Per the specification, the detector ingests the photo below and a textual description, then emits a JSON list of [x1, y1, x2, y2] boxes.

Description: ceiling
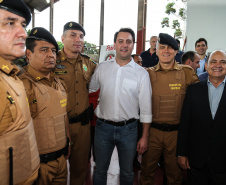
[[24, 0, 59, 12]]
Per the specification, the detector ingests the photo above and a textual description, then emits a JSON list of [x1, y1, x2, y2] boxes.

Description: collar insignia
[[2, 65, 9, 70]]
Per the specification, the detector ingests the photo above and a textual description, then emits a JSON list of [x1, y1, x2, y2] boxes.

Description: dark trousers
[[188, 167, 226, 185]]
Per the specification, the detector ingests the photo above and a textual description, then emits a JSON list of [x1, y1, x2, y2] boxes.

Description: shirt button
[[76, 81, 78, 83], [76, 103, 79, 105], [76, 91, 78, 93]]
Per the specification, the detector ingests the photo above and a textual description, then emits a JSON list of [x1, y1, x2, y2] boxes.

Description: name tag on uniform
[[54, 71, 68, 75], [56, 64, 66, 69]]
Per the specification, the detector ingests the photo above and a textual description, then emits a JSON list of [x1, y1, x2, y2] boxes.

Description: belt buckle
[[43, 154, 49, 163]]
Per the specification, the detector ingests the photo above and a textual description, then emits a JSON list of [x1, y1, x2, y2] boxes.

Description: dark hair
[[114, 28, 135, 43], [26, 38, 37, 53], [181, 51, 196, 64], [195, 38, 208, 47], [131, 54, 140, 58], [205, 53, 210, 63], [176, 39, 180, 45]]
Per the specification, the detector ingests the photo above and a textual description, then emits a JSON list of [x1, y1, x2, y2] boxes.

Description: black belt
[[151, 122, 179, 132], [40, 147, 65, 163], [99, 118, 137, 126], [69, 105, 94, 126]]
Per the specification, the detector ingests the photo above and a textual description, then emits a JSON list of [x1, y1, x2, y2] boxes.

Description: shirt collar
[[0, 57, 19, 75], [27, 65, 54, 82], [112, 57, 136, 68], [208, 76, 226, 85], [57, 48, 81, 64], [155, 61, 180, 71]]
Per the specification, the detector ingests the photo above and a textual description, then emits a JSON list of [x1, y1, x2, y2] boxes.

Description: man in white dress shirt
[[89, 28, 152, 185]]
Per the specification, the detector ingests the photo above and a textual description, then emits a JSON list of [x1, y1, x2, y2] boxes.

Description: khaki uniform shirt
[[55, 49, 96, 118], [148, 62, 199, 124]]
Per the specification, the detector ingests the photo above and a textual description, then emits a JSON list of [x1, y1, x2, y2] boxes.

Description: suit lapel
[[200, 80, 213, 120], [214, 84, 226, 120]]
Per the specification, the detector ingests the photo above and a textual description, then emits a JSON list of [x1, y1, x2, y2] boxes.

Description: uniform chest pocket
[[83, 70, 92, 82], [77, 71, 89, 91]]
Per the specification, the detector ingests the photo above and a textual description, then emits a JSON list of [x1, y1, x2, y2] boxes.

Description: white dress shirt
[[89, 58, 152, 123]]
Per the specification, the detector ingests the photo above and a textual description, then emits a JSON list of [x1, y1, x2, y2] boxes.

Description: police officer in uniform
[[140, 33, 199, 185], [19, 27, 71, 185], [55, 22, 96, 185], [0, 1, 40, 185]]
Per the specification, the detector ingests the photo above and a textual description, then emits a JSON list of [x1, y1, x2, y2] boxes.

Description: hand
[[137, 136, 148, 155], [65, 141, 72, 160], [65, 145, 71, 160], [177, 156, 190, 170]]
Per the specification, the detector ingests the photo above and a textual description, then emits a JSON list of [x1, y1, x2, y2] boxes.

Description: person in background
[[90, 28, 152, 185], [198, 55, 209, 81], [177, 50, 226, 185], [175, 39, 184, 64], [0, 1, 40, 184], [181, 51, 200, 73], [89, 87, 100, 163], [132, 54, 143, 66], [140, 36, 159, 67], [195, 38, 208, 75]]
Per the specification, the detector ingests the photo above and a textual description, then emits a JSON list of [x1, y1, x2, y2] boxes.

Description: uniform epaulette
[[80, 53, 90, 58], [147, 66, 156, 72], [80, 53, 97, 65], [91, 60, 97, 65], [179, 64, 194, 70]]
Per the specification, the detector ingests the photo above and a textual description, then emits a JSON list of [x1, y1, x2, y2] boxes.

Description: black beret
[[63, 22, 85, 36], [27, 27, 59, 52], [158, 33, 179, 50], [0, 0, 31, 25]]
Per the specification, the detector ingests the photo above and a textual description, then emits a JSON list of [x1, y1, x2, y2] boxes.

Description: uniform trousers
[[69, 122, 91, 185], [36, 155, 67, 185], [17, 169, 38, 185], [140, 128, 183, 185]]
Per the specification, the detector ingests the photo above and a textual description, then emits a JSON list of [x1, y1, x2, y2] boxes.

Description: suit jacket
[[177, 80, 226, 173]]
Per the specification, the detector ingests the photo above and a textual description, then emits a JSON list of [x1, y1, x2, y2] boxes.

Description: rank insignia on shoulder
[[81, 53, 90, 58], [2, 65, 9, 70], [56, 64, 66, 69], [90, 59, 97, 65], [56, 60, 61, 63], [55, 71, 68, 75], [83, 64, 88, 72]]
